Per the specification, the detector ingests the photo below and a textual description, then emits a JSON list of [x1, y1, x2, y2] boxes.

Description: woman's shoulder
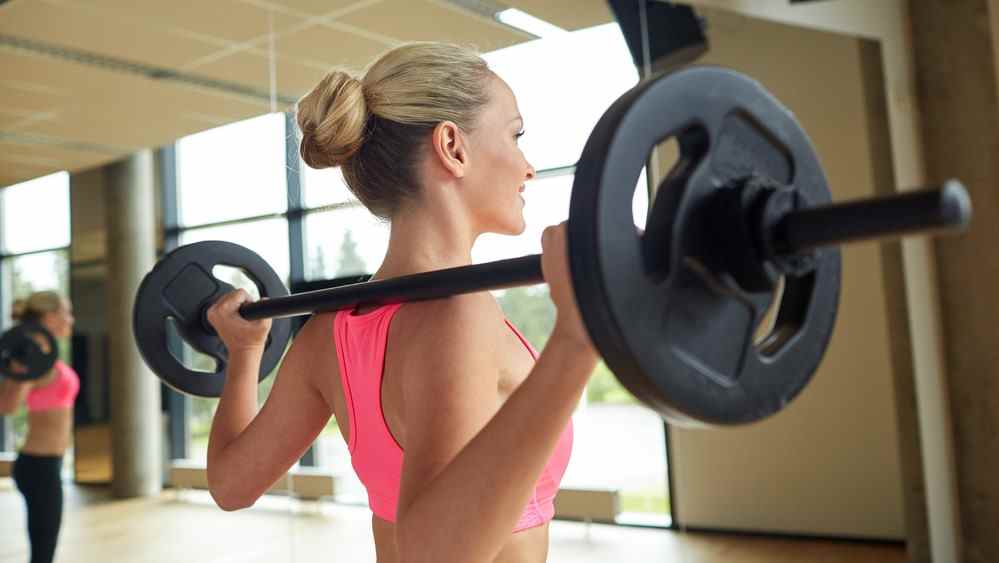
[[296, 312, 337, 349], [393, 293, 502, 342], [55, 359, 78, 377], [390, 295, 505, 400]]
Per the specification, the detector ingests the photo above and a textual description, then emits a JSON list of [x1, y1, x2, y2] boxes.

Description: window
[[488, 170, 667, 525], [300, 185, 388, 500], [1, 172, 71, 254], [483, 24, 645, 171], [173, 114, 292, 463], [301, 163, 355, 210], [176, 113, 288, 227], [177, 222, 291, 463], [304, 205, 389, 281], [0, 172, 71, 455], [480, 24, 670, 525], [180, 219, 292, 283]]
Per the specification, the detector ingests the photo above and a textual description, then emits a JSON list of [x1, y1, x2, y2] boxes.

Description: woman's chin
[[506, 219, 527, 236], [484, 216, 526, 237]]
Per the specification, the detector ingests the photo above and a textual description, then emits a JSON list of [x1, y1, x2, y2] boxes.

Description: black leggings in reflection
[[12, 453, 64, 563]]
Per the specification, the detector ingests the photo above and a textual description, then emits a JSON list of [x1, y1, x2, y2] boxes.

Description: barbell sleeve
[[774, 179, 971, 255]]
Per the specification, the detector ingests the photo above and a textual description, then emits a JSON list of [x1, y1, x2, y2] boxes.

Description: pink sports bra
[[333, 303, 573, 533], [26, 360, 80, 412]]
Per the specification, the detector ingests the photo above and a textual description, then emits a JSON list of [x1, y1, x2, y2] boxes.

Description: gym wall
[[665, 9, 905, 539]]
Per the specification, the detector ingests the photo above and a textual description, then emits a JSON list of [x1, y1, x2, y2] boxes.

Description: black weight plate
[[133, 240, 292, 398], [569, 66, 841, 426], [0, 322, 58, 381]]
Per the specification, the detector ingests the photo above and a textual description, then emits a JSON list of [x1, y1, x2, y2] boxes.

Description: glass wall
[[298, 164, 384, 502], [0, 172, 72, 455], [174, 114, 290, 462], [167, 21, 669, 524], [176, 113, 288, 227], [479, 23, 669, 525]]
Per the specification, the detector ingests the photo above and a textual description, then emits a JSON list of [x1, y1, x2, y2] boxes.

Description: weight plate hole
[[212, 265, 262, 300], [752, 275, 785, 352], [755, 273, 816, 358], [165, 317, 219, 374]]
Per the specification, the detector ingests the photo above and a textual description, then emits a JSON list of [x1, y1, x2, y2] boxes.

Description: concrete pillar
[[105, 150, 161, 498], [909, 1, 999, 561]]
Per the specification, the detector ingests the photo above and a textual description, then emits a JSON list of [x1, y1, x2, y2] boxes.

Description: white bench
[[168, 461, 336, 500], [554, 487, 621, 523]]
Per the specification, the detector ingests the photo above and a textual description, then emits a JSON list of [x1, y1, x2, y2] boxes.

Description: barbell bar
[[133, 66, 971, 426]]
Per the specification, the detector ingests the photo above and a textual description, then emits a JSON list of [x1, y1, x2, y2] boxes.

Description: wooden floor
[[0, 480, 906, 563]]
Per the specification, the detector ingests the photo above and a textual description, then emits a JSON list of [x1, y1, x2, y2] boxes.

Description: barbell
[[132, 66, 971, 426]]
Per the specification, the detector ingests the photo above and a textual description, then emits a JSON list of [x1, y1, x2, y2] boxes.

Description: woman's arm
[[0, 377, 31, 415], [205, 300, 334, 511], [30, 366, 60, 389], [393, 295, 598, 563]]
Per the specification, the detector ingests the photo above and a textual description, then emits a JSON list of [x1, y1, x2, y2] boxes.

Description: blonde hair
[[297, 42, 493, 218], [12, 290, 64, 323]]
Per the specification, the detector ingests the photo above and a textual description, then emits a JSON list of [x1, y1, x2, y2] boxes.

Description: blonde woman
[[206, 43, 597, 562], [0, 291, 78, 563]]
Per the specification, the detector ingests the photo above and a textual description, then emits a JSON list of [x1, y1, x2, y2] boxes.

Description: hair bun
[[297, 71, 368, 169]]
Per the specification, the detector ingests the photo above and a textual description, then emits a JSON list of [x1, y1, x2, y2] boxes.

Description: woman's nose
[[525, 162, 536, 181]]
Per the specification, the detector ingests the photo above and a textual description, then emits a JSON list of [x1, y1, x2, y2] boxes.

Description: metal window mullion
[[160, 144, 190, 461], [285, 111, 306, 286], [284, 112, 316, 468]]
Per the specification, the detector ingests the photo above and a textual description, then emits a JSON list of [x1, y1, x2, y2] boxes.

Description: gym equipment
[[133, 241, 292, 398], [132, 66, 971, 425], [0, 322, 58, 382]]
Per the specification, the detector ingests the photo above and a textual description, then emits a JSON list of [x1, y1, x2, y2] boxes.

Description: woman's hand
[[206, 289, 272, 354], [541, 222, 594, 350]]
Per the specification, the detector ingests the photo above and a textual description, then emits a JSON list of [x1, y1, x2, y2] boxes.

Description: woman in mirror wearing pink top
[[0, 291, 79, 563], [205, 42, 599, 563]]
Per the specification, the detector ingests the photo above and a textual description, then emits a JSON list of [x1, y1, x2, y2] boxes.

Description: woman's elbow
[[211, 490, 255, 512], [207, 466, 256, 512]]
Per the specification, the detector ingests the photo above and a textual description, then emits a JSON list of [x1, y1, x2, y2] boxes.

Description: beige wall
[[70, 167, 108, 264], [667, 10, 904, 539]]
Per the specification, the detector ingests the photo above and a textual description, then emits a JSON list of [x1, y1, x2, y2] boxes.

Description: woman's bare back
[[314, 293, 552, 562]]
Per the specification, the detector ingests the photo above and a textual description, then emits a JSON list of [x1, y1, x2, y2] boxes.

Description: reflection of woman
[[206, 42, 598, 562], [0, 291, 78, 563]]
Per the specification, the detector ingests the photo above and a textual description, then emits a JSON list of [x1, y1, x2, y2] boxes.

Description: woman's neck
[[376, 200, 478, 280]]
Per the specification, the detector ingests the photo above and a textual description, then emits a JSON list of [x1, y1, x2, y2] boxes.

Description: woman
[[0, 291, 79, 563], [206, 42, 598, 562]]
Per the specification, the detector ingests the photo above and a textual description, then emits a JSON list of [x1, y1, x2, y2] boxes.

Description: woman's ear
[[431, 120, 468, 179]]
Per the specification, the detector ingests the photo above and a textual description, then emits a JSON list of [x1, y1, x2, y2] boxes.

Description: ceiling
[[0, 0, 614, 188]]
